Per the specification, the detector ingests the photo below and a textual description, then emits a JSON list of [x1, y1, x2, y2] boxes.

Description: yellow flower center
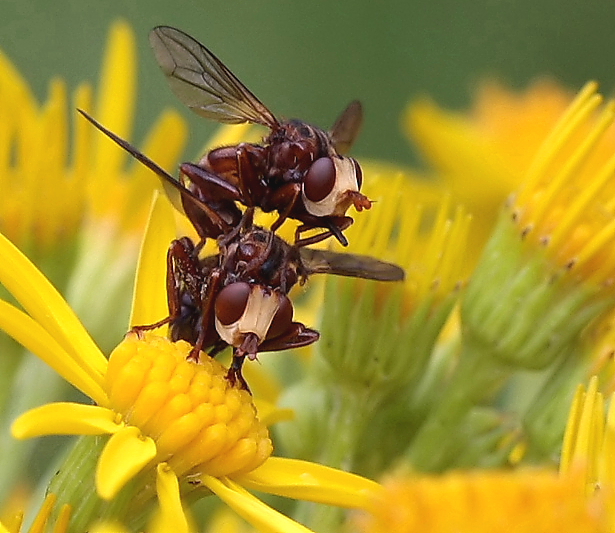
[[105, 334, 272, 479]]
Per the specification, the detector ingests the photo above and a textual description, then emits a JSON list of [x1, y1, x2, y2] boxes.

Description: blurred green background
[[2, 0, 615, 167]]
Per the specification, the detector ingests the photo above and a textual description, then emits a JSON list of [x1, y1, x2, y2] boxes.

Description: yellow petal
[[0, 299, 107, 405], [404, 98, 517, 209], [600, 392, 615, 489], [202, 475, 314, 533], [92, 20, 136, 176], [50, 503, 71, 533], [252, 399, 294, 427], [154, 464, 189, 533], [96, 426, 157, 500], [129, 192, 176, 329], [201, 123, 257, 153], [72, 83, 94, 184], [27, 493, 56, 533], [11, 403, 119, 438], [0, 232, 107, 380], [236, 457, 382, 509]]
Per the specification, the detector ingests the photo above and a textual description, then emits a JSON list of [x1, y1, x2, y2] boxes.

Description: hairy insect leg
[[227, 352, 250, 392], [294, 217, 353, 247], [269, 183, 301, 233], [259, 323, 320, 352], [219, 207, 255, 247], [236, 144, 268, 206], [180, 161, 242, 201], [187, 268, 223, 362]]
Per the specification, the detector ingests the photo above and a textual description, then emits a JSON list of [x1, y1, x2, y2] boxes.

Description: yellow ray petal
[[154, 464, 189, 533], [0, 299, 107, 405], [96, 425, 157, 500], [129, 192, 177, 329], [51, 504, 71, 533], [12, 403, 119, 438], [600, 392, 615, 488], [236, 457, 381, 509], [0, 232, 107, 380], [202, 475, 314, 533], [27, 494, 56, 533], [92, 20, 136, 176]]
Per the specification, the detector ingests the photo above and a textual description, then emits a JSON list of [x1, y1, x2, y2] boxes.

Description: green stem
[[294, 384, 374, 532], [406, 341, 509, 472], [46, 435, 155, 533]]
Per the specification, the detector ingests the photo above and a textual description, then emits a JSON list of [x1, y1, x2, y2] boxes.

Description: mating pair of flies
[[80, 26, 404, 390]]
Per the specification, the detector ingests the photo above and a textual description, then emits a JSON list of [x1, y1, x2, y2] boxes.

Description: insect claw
[[187, 347, 201, 363]]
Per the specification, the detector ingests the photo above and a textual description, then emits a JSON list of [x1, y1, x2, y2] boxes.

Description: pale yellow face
[[302, 157, 362, 217], [215, 285, 285, 355]]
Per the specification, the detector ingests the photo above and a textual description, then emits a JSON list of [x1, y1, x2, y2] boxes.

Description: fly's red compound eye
[[352, 158, 363, 189], [304, 157, 336, 202], [266, 294, 293, 339], [215, 282, 251, 325]]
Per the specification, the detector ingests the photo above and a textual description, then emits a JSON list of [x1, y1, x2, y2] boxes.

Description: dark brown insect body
[[139, 225, 318, 390], [150, 26, 371, 247], [78, 108, 405, 390]]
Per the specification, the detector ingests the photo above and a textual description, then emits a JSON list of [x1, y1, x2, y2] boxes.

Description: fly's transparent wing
[[150, 26, 278, 127], [300, 248, 404, 282], [329, 100, 363, 154]]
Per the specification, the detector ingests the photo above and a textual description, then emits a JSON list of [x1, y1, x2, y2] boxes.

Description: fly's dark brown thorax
[[264, 120, 332, 184], [220, 227, 301, 291]]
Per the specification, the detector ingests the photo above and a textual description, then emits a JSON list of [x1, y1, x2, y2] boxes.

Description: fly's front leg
[[294, 216, 353, 247], [227, 352, 250, 392]]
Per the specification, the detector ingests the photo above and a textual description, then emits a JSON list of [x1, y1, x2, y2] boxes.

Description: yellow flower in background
[[355, 468, 611, 533], [403, 79, 596, 257], [0, 21, 186, 256], [402, 81, 615, 471], [2, 493, 71, 533]]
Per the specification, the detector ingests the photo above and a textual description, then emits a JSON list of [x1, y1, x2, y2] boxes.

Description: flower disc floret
[[106, 334, 272, 479]]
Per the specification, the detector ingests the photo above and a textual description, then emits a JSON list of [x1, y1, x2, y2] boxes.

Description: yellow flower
[[0, 196, 380, 532], [404, 79, 594, 257], [355, 468, 610, 533], [404, 81, 615, 471], [1, 494, 71, 533], [0, 21, 187, 256], [316, 173, 472, 396]]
